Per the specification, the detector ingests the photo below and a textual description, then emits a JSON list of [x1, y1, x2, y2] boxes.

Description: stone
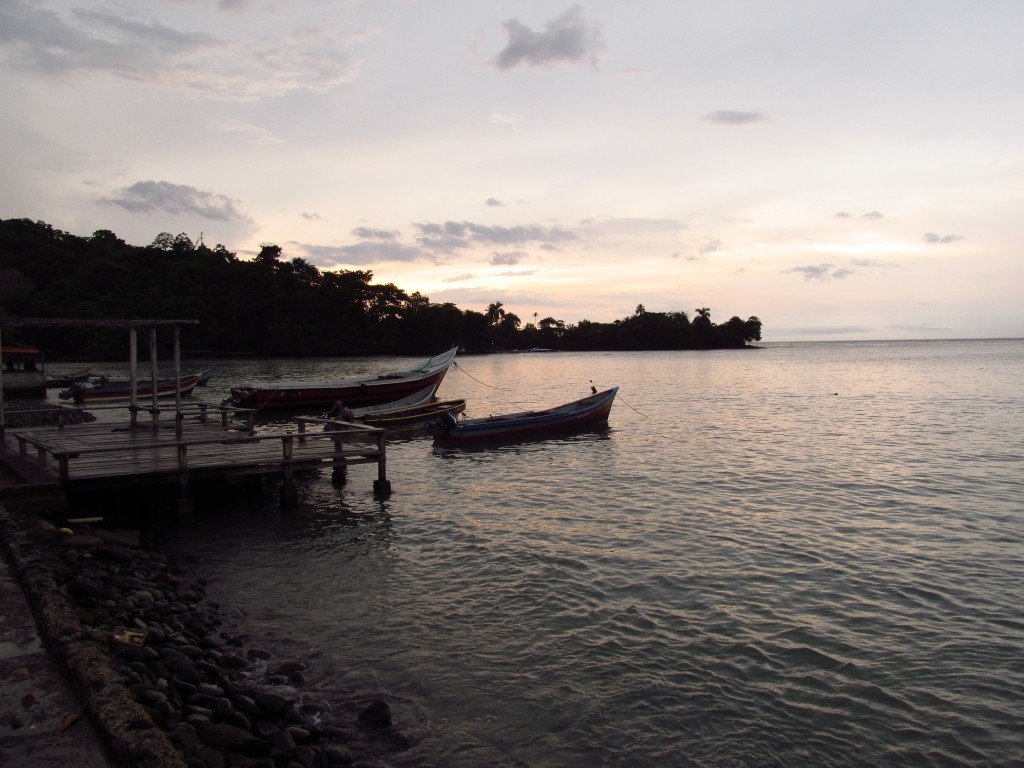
[[358, 699, 392, 729]]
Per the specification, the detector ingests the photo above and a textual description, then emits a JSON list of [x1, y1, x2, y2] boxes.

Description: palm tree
[[485, 301, 505, 325]]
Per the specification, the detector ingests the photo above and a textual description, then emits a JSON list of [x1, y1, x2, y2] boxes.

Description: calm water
[[78, 340, 1024, 767]]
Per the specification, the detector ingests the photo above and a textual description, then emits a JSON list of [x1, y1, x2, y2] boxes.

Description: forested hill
[[0, 218, 762, 359]]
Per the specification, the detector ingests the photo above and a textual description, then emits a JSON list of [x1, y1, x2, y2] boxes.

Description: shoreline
[[0, 502, 415, 767]]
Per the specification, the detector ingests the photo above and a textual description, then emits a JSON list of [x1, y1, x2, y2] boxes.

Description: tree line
[[0, 218, 762, 359]]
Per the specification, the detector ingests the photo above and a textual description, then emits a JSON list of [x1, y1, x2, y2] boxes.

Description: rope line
[[616, 394, 647, 417], [451, 360, 513, 390]]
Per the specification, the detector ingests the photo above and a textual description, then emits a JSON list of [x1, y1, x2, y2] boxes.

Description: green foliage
[[0, 218, 763, 358]]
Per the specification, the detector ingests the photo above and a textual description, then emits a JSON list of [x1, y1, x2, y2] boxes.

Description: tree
[[255, 243, 283, 268], [485, 301, 506, 325]]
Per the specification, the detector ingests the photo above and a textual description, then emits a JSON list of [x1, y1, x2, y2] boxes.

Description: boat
[[2, 342, 46, 396], [225, 347, 459, 412], [196, 368, 213, 386], [353, 397, 467, 432], [432, 386, 618, 444], [45, 367, 95, 388], [59, 372, 204, 403]]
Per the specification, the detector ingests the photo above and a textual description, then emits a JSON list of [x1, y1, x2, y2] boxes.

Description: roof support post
[[129, 325, 139, 427], [149, 325, 159, 433], [174, 325, 183, 436]]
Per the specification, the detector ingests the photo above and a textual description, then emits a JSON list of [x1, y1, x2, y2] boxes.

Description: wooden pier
[[0, 316, 393, 514], [0, 405, 391, 515]]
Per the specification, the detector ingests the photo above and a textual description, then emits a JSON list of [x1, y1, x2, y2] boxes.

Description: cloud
[[492, 5, 605, 71], [835, 212, 852, 218], [414, 220, 576, 252], [702, 110, 768, 125], [294, 240, 430, 268], [488, 251, 528, 266], [786, 264, 854, 280], [579, 217, 686, 236], [101, 180, 248, 221], [444, 273, 478, 283], [861, 211, 884, 219], [486, 198, 505, 207], [700, 239, 722, 255], [490, 110, 525, 130], [213, 119, 283, 146], [0, 1, 363, 100], [352, 226, 399, 240], [923, 232, 964, 244], [850, 257, 899, 268], [494, 269, 537, 277]]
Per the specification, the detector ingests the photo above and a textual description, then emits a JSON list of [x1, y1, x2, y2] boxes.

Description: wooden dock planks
[[4, 415, 389, 500]]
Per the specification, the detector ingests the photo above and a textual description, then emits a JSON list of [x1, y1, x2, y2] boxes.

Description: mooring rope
[[451, 360, 513, 390]]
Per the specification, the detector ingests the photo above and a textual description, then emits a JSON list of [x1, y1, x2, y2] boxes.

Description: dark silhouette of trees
[[0, 218, 762, 358]]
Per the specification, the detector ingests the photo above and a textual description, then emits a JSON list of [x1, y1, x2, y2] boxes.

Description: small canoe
[[432, 387, 617, 444]]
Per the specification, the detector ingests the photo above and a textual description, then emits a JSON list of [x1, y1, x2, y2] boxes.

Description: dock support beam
[[177, 444, 194, 515], [280, 436, 298, 508], [373, 430, 391, 497]]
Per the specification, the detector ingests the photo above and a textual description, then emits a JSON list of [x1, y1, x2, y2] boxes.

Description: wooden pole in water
[[173, 325, 183, 436], [129, 325, 138, 428], [373, 429, 391, 497], [280, 435, 298, 508], [0, 324, 5, 436], [149, 325, 159, 432]]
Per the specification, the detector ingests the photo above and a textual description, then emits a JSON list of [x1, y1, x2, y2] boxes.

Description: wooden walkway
[[1, 407, 391, 512]]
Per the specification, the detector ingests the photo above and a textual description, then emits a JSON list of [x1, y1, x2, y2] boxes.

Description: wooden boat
[[196, 369, 213, 386], [353, 397, 467, 431], [226, 347, 458, 411], [432, 387, 618, 444], [45, 367, 94, 388], [59, 372, 204, 403]]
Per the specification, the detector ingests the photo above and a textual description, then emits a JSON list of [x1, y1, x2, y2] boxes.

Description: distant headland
[[0, 218, 762, 359]]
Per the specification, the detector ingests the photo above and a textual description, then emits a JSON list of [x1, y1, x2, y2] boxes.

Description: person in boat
[[328, 400, 354, 422]]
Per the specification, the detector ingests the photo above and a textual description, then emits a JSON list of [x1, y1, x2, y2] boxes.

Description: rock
[[199, 722, 260, 751], [255, 691, 292, 716], [358, 700, 392, 729]]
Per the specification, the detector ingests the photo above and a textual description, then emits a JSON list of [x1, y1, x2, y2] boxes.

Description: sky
[[2, 0, 1023, 341]]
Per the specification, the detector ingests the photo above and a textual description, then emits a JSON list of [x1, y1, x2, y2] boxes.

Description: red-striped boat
[[226, 347, 458, 412]]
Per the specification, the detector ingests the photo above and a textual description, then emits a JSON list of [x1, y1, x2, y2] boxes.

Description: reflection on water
[[162, 341, 1024, 767]]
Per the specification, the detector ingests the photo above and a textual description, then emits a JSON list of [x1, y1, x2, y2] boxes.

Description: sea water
[[115, 339, 1023, 767]]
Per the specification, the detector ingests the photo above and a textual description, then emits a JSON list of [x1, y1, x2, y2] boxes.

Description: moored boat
[[226, 347, 458, 412], [432, 386, 618, 444], [353, 397, 467, 432], [60, 373, 204, 403], [45, 367, 95, 388], [2, 342, 46, 396]]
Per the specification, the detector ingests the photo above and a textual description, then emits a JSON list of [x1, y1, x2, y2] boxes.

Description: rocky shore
[[0, 505, 415, 768], [1, 402, 97, 428]]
